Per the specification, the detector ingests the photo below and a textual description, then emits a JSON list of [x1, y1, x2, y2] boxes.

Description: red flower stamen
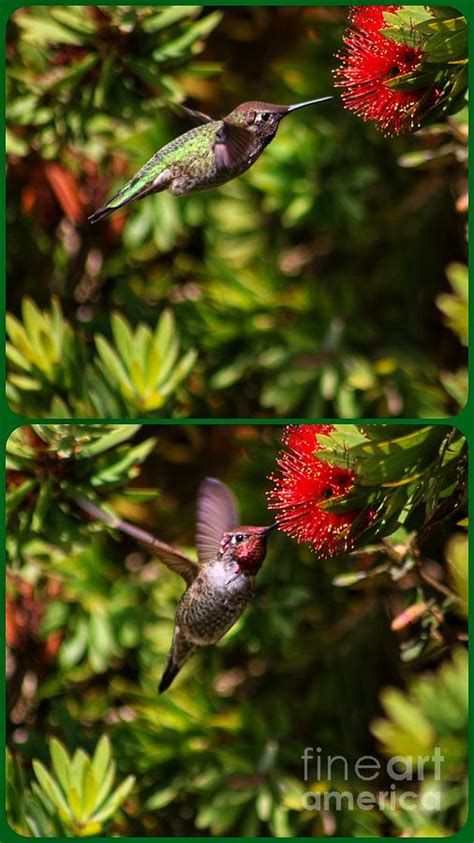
[[267, 424, 366, 557]]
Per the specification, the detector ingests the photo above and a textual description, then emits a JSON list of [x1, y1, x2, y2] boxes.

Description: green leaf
[[70, 750, 89, 799], [81, 764, 99, 819], [50, 739, 71, 795], [153, 12, 223, 61], [159, 349, 197, 398], [142, 6, 200, 33], [94, 761, 116, 810], [31, 478, 53, 532], [48, 7, 98, 37], [43, 54, 98, 93], [67, 786, 82, 821], [77, 425, 142, 458], [90, 775, 135, 823], [352, 427, 447, 486], [33, 761, 71, 816], [6, 478, 37, 510], [90, 437, 156, 486], [95, 335, 135, 395], [91, 736, 111, 787], [425, 27, 468, 63], [121, 487, 160, 502], [6, 313, 36, 362], [59, 619, 88, 669], [110, 313, 135, 365], [15, 14, 87, 45], [145, 785, 180, 810]]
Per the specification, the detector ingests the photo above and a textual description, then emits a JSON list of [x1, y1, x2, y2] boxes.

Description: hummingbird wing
[[74, 496, 198, 586], [195, 478, 239, 564], [140, 536, 199, 586], [213, 120, 254, 171], [170, 102, 214, 125]]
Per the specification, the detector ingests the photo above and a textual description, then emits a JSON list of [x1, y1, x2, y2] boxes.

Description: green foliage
[[6, 6, 222, 159], [6, 424, 468, 837], [445, 531, 468, 617], [6, 424, 156, 552], [372, 649, 467, 836], [7, 736, 135, 837], [6, 299, 197, 417], [382, 7, 468, 126], [294, 425, 467, 665], [436, 262, 468, 347], [6, 7, 468, 418], [316, 425, 466, 526]]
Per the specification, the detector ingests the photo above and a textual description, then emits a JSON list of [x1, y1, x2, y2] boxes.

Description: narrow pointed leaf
[[81, 764, 99, 819], [67, 785, 83, 820], [94, 760, 116, 810], [50, 739, 71, 794], [90, 776, 135, 824], [33, 761, 71, 816], [91, 736, 111, 786]]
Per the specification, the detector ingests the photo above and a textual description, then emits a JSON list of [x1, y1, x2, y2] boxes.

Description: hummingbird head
[[228, 97, 332, 139], [220, 524, 276, 576]]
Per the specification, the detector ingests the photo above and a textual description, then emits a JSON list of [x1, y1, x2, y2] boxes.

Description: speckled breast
[[177, 563, 254, 645]]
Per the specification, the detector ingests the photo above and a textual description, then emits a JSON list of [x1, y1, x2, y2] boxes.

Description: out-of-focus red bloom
[[6, 574, 62, 660], [334, 5, 427, 135], [267, 424, 366, 557]]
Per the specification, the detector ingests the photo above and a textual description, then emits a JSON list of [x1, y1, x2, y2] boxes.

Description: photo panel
[[5, 5, 468, 420], [6, 423, 468, 837]]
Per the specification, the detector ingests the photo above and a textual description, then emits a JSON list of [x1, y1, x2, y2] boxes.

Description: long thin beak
[[286, 96, 332, 114], [260, 523, 277, 535]]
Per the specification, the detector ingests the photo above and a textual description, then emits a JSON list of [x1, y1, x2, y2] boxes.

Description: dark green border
[[1, 1, 472, 841]]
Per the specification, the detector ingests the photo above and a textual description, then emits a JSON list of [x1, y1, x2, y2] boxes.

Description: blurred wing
[[74, 496, 198, 586], [174, 103, 214, 124], [147, 538, 199, 586], [214, 120, 254, 171], [196, 478, 239, 564]]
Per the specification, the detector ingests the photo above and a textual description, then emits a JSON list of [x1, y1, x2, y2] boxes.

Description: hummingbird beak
[[286, 96, 333, 114], [259, 523, 278, 536]]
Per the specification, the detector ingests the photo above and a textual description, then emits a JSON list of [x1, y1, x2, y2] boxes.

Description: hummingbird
[[75, 478, 275, 693], [88, 97, 332, 224]]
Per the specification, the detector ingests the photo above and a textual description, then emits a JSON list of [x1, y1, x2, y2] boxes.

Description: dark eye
[[234, 533, 244, 543], [260, 112, 270, 121]]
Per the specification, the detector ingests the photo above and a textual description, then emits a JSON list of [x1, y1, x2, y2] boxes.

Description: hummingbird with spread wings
[[76, 478, 275, 692], [89, 96, 332, 224]]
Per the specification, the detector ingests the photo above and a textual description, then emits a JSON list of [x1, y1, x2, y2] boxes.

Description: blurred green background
[[6, 423, 468, 837], [6, 6, 468, 418]]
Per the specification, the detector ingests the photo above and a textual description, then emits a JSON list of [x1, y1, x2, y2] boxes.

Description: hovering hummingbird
[[76, 478, 275, 692], [88, 97, 332, 223]]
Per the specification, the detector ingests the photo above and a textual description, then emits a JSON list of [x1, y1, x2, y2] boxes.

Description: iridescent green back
[[116, 121, 222, 203]]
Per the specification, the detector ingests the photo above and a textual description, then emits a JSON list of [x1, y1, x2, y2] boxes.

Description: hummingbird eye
[[232, 533, 244, 544], [260, 112, 270, 122]]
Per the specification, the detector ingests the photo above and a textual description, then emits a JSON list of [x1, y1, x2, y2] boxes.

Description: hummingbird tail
[[88, 203, 116, 224], [158, 659, 180, 694], [158, 635, 197, 694], [89, 167, 173, 224], [88, 185, 145, 224]]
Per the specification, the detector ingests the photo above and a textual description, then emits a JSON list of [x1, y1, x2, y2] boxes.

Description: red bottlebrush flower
[[267, 424, 366, 557], [334, 5, 427, 136]]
